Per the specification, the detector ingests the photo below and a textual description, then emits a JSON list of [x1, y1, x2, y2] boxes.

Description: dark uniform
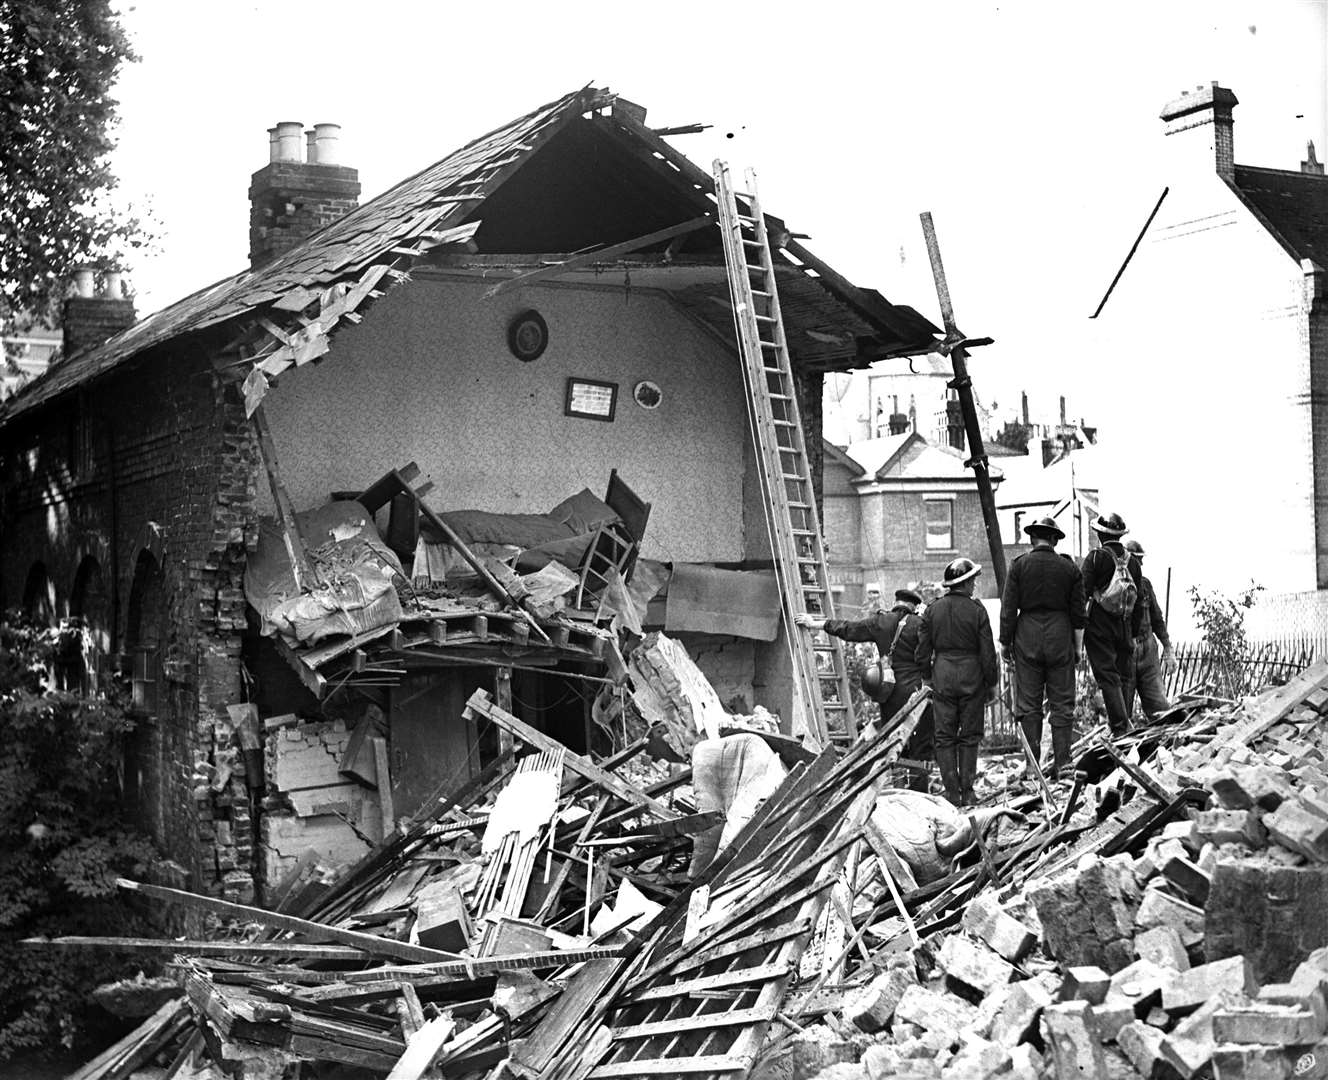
[[823, 604, 932, 789], [999, 548, 1086, 769], [1126, 575, 1172, 720], [916, 591, 997, 804], [1082, 541, 1144, 735]]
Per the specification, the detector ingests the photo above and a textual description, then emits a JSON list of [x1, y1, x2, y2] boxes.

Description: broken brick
[[1265, 801, 1328, 862], [1136, 884, 1205, 947], [1210, 1044, 1296, 1080], [1059, 966, 1111, 1005], [894, 985, 978, 1037], [1135, 924, 1191, 971], [1194, 809, 1268, 849], [1028, 854, 1139, 974], [1108, 959, 1180, 1017], [1118, 1021, 1168, 1080], [843, 963, 917, 1034], [1163, 855, 1213, 905], [1041, 1001, 1108, 1080], [1211, 765, 1295, 812], [1212, 1003, 1324, 1046], [940, 1035, 1010, 1080], [1090, 1000, 1136, 1043], [961, 893, 1036, 963], [1163, 955, 1257, 1013], [937, 934, 1014, 996], [989, 979, 1054, 1048], [1207, 859, 1328, 983], [1259, 982, 1328, 1031], [1162, 994, 1249, 1080]]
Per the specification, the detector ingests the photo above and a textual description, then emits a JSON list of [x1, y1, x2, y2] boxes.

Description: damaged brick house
[[0, 87, 937, 904]]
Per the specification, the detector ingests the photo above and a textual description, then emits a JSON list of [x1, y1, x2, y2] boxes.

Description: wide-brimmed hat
[[1092, 512, 1128, 537], [894, 588, 923, 605], [1023, 516, 1065, 540], [942, 557, 982, 588]]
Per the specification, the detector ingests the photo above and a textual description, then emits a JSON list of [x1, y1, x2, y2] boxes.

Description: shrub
[[1187, 582, 1264, 699], [0, 617, 157, 1059]]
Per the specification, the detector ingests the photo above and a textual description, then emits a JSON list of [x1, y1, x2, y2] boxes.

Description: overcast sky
[[108, 0, 1327, 419]]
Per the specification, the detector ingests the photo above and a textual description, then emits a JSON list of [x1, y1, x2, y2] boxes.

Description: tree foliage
[[0, 617, 157, 1059], [1187, 581, 1265, 699], [0, 0, 143, 327]]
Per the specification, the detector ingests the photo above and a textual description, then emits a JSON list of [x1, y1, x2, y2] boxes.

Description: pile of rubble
[[41, 658, 1328, 1080]]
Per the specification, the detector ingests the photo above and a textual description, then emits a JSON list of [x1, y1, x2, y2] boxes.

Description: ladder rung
[[742, 238, 763, 248], [788, 501, 812, 509], [754, 314, 776, 323], [773, 420, 796, 427], [783, 473, 807, 482], [802, 586, 826, 593]]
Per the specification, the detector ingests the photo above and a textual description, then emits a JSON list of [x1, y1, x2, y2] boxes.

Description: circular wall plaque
[[506, 309, 548, 362], [633, 380, 663, 409]]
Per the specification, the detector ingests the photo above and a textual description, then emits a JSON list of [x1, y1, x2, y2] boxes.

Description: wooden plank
[[588, 1053, 748, 1076], [24, 936, 364, 959], [464, 690, 676, 820], [250, 403, 314, 592], [372, 735, 396, 838], [623, 963, 789, 1005], [115, 879, 462, 965], [291, 945, 628, 988], [509, 957, 623, 1078], [387, 1015, 455, 1080], [484, 216, 713, 297], [611, 1004, 778, 1042]]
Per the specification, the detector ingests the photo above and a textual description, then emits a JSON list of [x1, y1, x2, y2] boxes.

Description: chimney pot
[[273, 121, 304, 163], [71, 264, 96, 298], [1304, 140, 1324, 176], [312, 123, 342, 166], [102, 269, 123, 298]]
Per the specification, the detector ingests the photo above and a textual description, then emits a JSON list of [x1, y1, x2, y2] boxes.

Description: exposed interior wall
[[263, 278, 750, 565]]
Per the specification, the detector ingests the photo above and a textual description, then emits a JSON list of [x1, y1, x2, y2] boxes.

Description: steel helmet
[[861, 664, 885, 697], [1023, 516, 1065, 540], [1092, 511, 1129, 537], [942, 557, 982, 588], [1124, 539, 1145, 557]]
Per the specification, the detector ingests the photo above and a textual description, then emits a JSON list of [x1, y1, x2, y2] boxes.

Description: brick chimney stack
[[1160, 82, 1238, 181], [249, 121, 360, 269], [62, 265, 136, 360]]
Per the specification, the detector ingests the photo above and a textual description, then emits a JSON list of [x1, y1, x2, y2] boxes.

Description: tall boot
[[1052, 726, 1074, 781], [1020, 713, 1044, 770], [958, 745, 979, 807], [935, 746, 962, 805]]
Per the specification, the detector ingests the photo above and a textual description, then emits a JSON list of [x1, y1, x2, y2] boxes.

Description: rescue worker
[[795, 588, 932, 790], [1122, 539, 1177, 721], [1082, 512, 1144, 737], [916, 558, 998, 806], [998, 516, 1086, 779]]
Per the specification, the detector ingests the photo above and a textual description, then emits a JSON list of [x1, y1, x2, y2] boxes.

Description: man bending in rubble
[[916, 559, 998, 806], [796, 587, 932, 791]]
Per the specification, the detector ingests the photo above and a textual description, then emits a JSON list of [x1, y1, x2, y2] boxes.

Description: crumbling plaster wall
[[1087, 169, 1315, 615], [0, 352, 260, 902], [262, 277, 751, 564]]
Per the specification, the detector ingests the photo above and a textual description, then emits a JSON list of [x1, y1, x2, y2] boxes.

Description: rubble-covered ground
[[42, 655, 1328, 1080]]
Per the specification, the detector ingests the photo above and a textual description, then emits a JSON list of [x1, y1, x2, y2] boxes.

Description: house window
[[924, 498, 954, 551]]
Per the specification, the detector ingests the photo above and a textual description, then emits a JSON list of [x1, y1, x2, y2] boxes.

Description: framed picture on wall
[[565, 377, 618, 422]]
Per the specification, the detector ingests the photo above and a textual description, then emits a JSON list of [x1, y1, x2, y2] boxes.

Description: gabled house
[[0, 88, 938, 902], [1089, 83, 1328, 630], [822, 431, 1002, 608]]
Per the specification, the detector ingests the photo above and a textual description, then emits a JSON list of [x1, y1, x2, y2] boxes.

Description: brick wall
[[0, 351, 261, 900], [248, 161, 360, 269]]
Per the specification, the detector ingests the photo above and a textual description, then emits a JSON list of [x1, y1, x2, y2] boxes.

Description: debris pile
[[41, 659, 1328, 1080]]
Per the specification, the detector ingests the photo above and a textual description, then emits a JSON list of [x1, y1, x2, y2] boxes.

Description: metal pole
[[920, 213, 1008, 594]]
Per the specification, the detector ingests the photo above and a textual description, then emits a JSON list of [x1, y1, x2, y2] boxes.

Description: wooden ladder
[[713, 161, 856, 747]]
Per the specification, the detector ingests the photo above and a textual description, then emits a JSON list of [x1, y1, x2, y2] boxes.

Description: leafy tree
[[0, 617, 157, 1059], [1187, 581, 1264, 699], [0, 0, 145, 333]]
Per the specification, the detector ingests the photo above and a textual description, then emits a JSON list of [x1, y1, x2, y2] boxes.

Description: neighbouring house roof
[[995, 443, 1100, 508], [3, 86, 939, 424], [838, 432, 1003, 484], [822, 441, 866, 478], [1230, 165, 1328, 267]]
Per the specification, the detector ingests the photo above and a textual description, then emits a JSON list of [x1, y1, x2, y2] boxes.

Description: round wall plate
[[507, 309, 548, 362], [633, 380, 663, 409]]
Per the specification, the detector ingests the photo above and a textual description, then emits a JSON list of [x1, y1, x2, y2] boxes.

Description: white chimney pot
[[273, 121, 304, 163], [103, 270, 123, 298], [71, 265, 96, 298], [312, 123, 341, 166]]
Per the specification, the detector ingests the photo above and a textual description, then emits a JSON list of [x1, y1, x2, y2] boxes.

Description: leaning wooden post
[[250, 403, 316, 592]]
